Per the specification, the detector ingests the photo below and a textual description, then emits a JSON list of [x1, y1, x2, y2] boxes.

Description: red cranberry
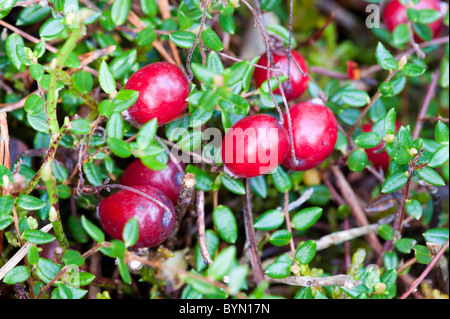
[[282, 102, 338, 171], [221, 114, 290, 178], [253, 51, 309, 102], [361, 121, 401, 171], [98, 185, 175, 248], [124, 62, 190, 125], [120, 158, 185, 204], [382, 0, 443, 40]]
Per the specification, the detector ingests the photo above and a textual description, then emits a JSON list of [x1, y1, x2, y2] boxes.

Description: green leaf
[[141, 156, 167, 171], [220, 174, 245, 195], [269, 230, 292, 247], [218, 94, 250, 115], [295, 240, 316, 264], [66, 272, 96, 287], [70, 118, 92, 135], [266, 24, 297, 47], [113, 89, 139, 113], [117, 257, 132, 284], [348, 148, 368, 172], [212, 205, 238, 244], [137, 27, 157, 46], [27, 245, 40, 265], [381, 171, 408, 193], [111, 0, 131, 26], [122, 217, 139, 247], [22, 229, 56, 244], [109, 49, 137, 79], [17, 194, 46, 210], [250, 176, 267, 199], [169, 31, 197, 48], [340, 89, 370, 107], [99, 60, 116, 94], [62, 250, 85, 267], [98, 100, 115, 117], [201, 29, 224, 51], [355, 132, 381, 149], [392, 24, 409, 46], [6, 33, 24, 70], [415, 8, 442, 24], [107, 138, 131, 158], [136, 118, 157, 149], [195, 230, 219, 272], [384, 108, 397, 135], [291, 207, 323, 231], [428, 146, 449, 168], [405, 199, 423, 220], [39, 18, 66, 39], [397, 126, 413, 150], [83, 162, 103, 186], [295, 287, 314, 299], [265, 262, 291, 279], [81, 215, 105, 243], [0, 195, 14, 217], [219, 14, 236, 34], [106, 112, 124, 140], [423, 228, 449, 246], [24, 94, 45, 115], [378, 224, 395, 241], [402, 63, 426, 77], [271, 166, 292, 193], [16, 5, 51, 26], [0, 216, 13, 231], [418, 167, 445, 186], [209, 246, 236, 280], [185, 164, 213, 191], [395, 237, 416, 254], [254, 209, 284, 231], [435, 121, 449, 145], [29, 63, 44, 82], [413, 245, 431, 264], [3, 266, 31, 284], [375, 42, 398, 70], [72, 71, 93, 94], [261, 0, 282, 11], [36, 258, 62, 284]]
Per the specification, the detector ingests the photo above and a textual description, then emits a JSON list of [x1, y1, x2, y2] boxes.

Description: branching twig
[[266, 274, 361, 289], [243, 178, 265, 284]]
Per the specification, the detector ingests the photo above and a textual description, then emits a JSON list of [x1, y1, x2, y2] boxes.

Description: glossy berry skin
[[124, 62, 190, 125], [253, 51, 309, 102], [361, 122, 401, 171], [120, 158, 185, 204], [382, 0, 443, 40], [98, 185, 175, 248], [221, 114, 290, 178], [282, 102, 338, 171]]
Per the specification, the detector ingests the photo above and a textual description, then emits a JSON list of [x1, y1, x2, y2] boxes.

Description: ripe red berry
[[120, 158, 185, 204], [98, 185, 175, 248], [361, 121, 401, 171], [253, 51, 309, 102], [124, 62, 190, 125], [221, 114, 290, 178], [382, 0, 443, 40], [282, 102, 338, 171]]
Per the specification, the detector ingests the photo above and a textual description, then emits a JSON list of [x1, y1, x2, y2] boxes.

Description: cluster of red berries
[[98, 0, 445, 247]]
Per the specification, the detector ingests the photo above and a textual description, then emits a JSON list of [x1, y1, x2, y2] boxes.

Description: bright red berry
[[282, 102, 338, 171], [382, 0, 443, 40], [361, 121, 401, 171], [120, 158, 185, 204], [124, 62, 190, 125], [253, 51, 309, 102], [98, 185, 175, 248], [221, 114, 290, 178]]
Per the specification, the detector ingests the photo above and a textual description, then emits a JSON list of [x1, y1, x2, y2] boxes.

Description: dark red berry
[[254, 50, 309, 102], [98, 185, 175, 248], [120, 158, 185, 204], [382, 0, 443, 40], [124, 62, 190, 125], [282, 102, 338, 171], [221, 114, 290, 178]]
